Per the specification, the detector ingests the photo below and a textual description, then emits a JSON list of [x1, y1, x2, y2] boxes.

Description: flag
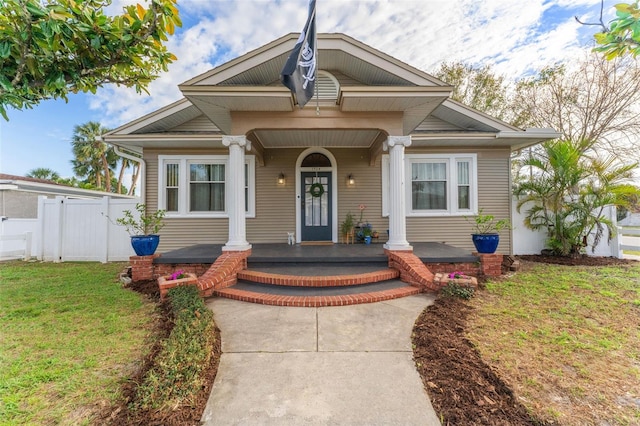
[[281, 0, 316, 108]]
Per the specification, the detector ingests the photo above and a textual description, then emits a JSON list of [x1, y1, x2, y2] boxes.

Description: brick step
[[236, 268, 399, 287], [214, 281, 421, 307]]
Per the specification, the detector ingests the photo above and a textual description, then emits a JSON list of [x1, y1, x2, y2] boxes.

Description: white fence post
[[24, 232, 32, 260], [53, 196, 64, 263]]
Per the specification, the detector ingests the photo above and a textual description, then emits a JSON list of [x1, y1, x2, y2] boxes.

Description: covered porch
[[154, 241, 478, 266], [139, 241, 503, 306]]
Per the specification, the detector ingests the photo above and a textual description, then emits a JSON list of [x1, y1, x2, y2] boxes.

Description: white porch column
[[384, 135, 413, 251], [222, 135, 252, 252]]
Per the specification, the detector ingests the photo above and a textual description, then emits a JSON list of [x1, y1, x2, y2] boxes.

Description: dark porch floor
[[154, 242, 478, 265]]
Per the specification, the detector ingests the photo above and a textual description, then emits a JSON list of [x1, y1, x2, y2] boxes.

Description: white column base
[[384, 242, 413, 251], [222, 242, 252, 252]]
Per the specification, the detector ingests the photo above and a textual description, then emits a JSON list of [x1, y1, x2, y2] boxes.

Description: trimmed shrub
[[134, 286, 215, 410]]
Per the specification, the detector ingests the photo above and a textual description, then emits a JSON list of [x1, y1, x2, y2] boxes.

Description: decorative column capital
[[383, 135, 412, 151], [222, 135, 251, 151]]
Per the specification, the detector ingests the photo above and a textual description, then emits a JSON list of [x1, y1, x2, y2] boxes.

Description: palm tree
[[26, 167, 60, 181], [71, 121, 114, 192], [514, 139, 639, 255], [115, 156, 140, 195]]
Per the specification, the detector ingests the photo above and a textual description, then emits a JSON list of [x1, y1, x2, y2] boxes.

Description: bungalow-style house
[[105, 33, 558, 303]]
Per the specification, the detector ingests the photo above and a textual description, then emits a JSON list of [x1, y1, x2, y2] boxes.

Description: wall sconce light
[[347, 174, 355, 186], [277, 172, 286, 185]]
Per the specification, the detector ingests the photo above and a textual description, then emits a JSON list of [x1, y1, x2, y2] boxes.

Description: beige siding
[[334, 149, 388, 238], [247, 148, 388, 243], [247, 149, 298, 243], [145, 146, 512, 253], [405, 148, 512, 253]]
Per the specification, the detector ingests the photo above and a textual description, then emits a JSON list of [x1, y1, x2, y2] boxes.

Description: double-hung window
[[158, 155, 255, 217], [382, 153, 477, 216]]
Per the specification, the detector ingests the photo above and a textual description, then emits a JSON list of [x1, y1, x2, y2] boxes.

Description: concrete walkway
[[201, 295, 442, 425]]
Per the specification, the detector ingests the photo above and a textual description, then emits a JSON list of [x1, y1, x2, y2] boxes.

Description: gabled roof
[[182, 33, 446, 87], [104, 32, 560, 152]]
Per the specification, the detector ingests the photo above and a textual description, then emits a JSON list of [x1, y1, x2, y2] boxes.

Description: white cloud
[[91, 0, 608, 126]]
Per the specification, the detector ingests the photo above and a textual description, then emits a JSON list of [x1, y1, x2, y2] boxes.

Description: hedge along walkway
[[201, 295, 442, 425]]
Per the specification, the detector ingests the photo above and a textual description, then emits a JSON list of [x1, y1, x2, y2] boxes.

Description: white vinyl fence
[[0, 218, 37, 260], [512, 200, 622, 258], [35, 196, 138, 262], [618, 227, 640, 254]]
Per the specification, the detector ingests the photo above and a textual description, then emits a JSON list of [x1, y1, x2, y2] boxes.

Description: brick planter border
[[157, 273, 198, 300]]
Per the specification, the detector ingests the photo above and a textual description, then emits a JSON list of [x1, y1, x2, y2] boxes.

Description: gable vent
[[316, 71, 339, 101]]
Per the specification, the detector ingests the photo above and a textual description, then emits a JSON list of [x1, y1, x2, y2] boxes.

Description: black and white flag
[[280, 0, 316, 108]]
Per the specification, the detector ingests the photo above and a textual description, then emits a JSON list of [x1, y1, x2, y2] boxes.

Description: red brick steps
[[214, 284, 421, 307], [236, 268, 399, 287]]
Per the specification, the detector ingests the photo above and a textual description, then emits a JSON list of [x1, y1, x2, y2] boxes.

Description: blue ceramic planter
[[364, 236, 372, 245], [471, 234, 499, 254], [130, 235, 160, 256]]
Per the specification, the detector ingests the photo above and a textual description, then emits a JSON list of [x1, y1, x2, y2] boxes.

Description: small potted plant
[[465, 209, 511, 254], [340, 212, 355, 244], [116, 203, 166, 256], [361, 223, 373, 245]]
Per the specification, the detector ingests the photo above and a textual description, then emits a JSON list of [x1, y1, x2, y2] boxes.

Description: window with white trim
[[382, 154, 477, 217], [158, 155, 255, 218]]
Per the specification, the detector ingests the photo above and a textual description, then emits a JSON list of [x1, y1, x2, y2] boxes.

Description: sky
[[0, 0, 612, 180]]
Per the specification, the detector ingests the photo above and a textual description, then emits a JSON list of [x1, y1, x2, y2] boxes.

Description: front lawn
[[468, 261, 640, 425], [0, 261, 156, 425]]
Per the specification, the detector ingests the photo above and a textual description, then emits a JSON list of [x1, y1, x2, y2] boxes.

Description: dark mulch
[[412, 254, 631, 425], [518, 254, 636, 266], [98, 279, 222, 426], [413, 297, 551, 426]]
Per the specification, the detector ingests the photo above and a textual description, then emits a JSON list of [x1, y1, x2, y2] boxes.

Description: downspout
[[110, 143, 146, 201]]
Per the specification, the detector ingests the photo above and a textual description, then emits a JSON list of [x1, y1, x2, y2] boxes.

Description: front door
[[301, 172, 332, 241]]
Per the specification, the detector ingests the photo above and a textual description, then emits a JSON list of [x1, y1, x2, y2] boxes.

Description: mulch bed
[[518, 254, 636, 266], [412, 297, 551, 426], [102, 254, 633, 425]]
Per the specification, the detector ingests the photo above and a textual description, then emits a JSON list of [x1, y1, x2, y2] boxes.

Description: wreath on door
[[308, 182, 325, 198]]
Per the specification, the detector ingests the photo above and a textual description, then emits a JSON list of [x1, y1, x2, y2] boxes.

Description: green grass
[[469, 262, 640, 425], [0, 261, 156, 425]]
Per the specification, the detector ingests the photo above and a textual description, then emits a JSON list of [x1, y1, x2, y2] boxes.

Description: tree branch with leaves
[[577, 1, 640, 59], [0, 0, 181, 120]]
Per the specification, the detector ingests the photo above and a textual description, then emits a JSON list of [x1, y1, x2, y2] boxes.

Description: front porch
[[126, 242, 504, 306]]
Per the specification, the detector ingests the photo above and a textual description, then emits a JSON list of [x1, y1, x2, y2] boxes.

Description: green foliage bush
[[134, 285, 215, 410], [440, 282, 475, 300]]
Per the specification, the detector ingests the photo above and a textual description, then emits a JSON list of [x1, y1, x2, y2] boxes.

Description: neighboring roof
[[0, 174, 135, 199]]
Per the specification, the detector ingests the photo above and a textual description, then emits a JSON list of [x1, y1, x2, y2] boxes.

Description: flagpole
[[314, 0, 320, 115]]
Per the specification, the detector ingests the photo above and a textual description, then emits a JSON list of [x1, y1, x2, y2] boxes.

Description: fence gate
[[39, 196, 137, 262]]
